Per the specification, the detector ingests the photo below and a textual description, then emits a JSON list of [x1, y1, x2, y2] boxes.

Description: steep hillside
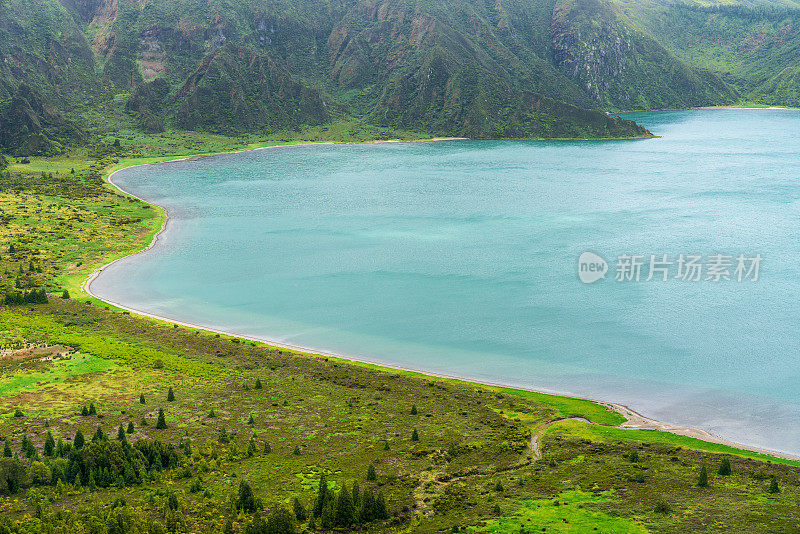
[[0, 0, 658, 144], [551, 0, 737, 110], [606, 0, 800, 105]]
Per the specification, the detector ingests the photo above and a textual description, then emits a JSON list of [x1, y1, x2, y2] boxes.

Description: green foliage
[[156, 408, 168, 429], [718, 457, 732, 476], [697, 465, 708, 487], [236, 480, 259, 513], [167, 387, 175, 402], [769, 475, 780, 493]]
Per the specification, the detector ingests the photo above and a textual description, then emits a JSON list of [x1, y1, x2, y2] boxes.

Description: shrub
[[769, 476, 780, 493], [654, 501, 672, 514], [718, 458, 731, 476]]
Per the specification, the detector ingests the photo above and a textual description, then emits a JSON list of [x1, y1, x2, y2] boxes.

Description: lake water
[[91, 109, 800, 454]]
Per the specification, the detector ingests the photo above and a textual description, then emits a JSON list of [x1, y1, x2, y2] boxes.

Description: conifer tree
[[81, 405, 89, 416], [697, 465, 708, 487], [383, 441, 390, 451], [167, 387, 175, 402], [127, 421, 135, 434], [236, 481, 257, 512], [293, 496, 307, 521], [44, 431, 55, 457], [410, 405, 417, 415], [208, 409, 216, 418], [314, 472, 331, 517], [264, 442, 271, 454], [334, 485, 355, 527], [139, 393, 146, 404], [61, 290, 69, 300], [156, 408, 168, 429], [74, 430, 85, 449], [3, 440, 11, 457], [367, 464, 377, 481], [88, 403, 96, 416], [117, 425, 125, 441], [293, 445, 301, 455], [248, 414, 255, 425], [411, 428, 419, 441], [769, 476, 780, 493], [92, 427, 104, 442], [247, 439, 256, 458], [255, 379, 262, 389]]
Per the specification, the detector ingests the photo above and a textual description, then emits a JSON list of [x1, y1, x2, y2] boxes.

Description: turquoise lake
[[91, 109, 800, 454]]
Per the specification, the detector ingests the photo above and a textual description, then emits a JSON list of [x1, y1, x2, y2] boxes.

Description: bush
[[718, 458, 731, 476], [654, 501, 672, 514]]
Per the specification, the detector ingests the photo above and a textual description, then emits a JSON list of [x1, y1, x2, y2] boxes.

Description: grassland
[[1, 131, 799, 533]]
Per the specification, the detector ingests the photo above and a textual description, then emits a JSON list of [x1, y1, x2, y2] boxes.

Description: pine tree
[[352, 481, 361, 512], [156, 408, 168, 429], [127, 421, 135, 434], [718, 458, 731, 476], [74, 430, 85, 449], [139, 393, 146, 404], [3, 440, 11, 457], [293, 497, 307, 521], [55, 438, 64, 457], [375, 491, 388, 520], [247, 439, 256, 458], [410, 404, 417, 415], [314, 472, 331, 517], [411, 428, 419, 442], [255, 379, 262, 389], [248, 414, 255, 425], [264, 442, 272, 454], [167, 387, 175, 402], [92, 427, 104, 442], [208, 409, 216, 418], [236, 481, 257, 512], [81, 405, 89, 416], [88, 403, 96, 416], [697, 465, 708, 487], [383, 441, 390, 451], [117, 425, 125, 441], [367, 464, 377, 481], [769, 476, 780, 493], [61, 290, 69, 299], [334, 485, 355, 527], [293, 445, 301, 455], [44, 431, 55, 456]]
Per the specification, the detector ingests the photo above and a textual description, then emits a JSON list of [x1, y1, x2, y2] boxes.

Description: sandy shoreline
[[84, 140, 800, 463]]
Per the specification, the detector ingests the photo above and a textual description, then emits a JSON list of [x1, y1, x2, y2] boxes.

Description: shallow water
[[91, 109, 800, 454]]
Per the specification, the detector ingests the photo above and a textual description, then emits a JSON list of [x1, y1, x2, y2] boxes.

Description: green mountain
[[1, 0, 800, 152]]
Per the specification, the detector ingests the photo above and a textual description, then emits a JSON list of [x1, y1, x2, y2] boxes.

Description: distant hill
[[1, 0, 799, 150]]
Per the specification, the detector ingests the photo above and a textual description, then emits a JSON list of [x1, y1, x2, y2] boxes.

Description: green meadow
[[0, 134, 799, 533]]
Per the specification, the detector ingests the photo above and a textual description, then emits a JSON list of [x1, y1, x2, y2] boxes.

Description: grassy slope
[[1, 134, 800, 532]]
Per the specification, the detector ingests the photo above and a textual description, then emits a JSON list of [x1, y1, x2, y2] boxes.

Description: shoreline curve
[[83, 140, 800, 464]]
